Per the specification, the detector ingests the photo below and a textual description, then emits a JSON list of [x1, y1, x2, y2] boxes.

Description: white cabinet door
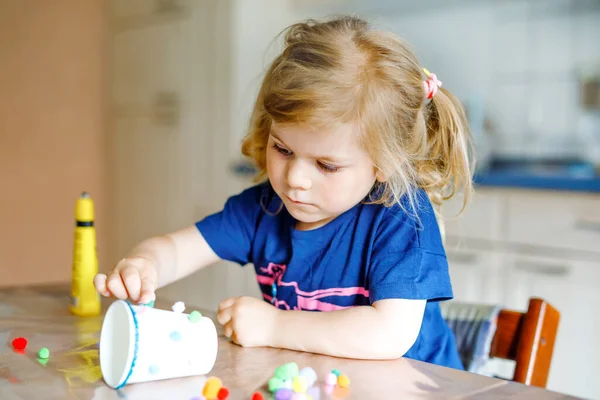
[[111, 0, 189, 18], [504, 253, 600, 400], [506, 190, 600, 255], [110, 1, 193, 253], [443, 189, 505, 242], [111, 21, 186, 116], [112, 118, 178, 257], [446, 248, 505, 305], [109, 0, 235, 311]]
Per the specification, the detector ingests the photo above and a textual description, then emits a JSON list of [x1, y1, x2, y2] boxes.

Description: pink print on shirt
[[257, 262, 370, 311]]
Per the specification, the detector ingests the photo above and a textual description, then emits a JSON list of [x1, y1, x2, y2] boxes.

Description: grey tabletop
[[0, 284, 579, 399]]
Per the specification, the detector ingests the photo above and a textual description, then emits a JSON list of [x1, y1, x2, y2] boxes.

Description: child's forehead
[[271, 121, 366, 159], [271, 121, 358, 140]]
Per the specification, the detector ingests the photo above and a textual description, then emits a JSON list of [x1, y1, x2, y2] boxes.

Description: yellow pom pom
[[337, 374, 350, 388], [292, 375, 307, 393], [202, 376, 223, 398]]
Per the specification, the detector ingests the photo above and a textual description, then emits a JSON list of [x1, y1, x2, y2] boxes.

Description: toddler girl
[[95, 16, 473, 369]]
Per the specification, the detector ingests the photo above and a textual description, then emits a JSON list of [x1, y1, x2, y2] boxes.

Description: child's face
[[266, 122, 379, 231]]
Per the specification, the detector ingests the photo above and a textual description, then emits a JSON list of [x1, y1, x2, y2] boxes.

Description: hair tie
[[422, 68, 442, 99]]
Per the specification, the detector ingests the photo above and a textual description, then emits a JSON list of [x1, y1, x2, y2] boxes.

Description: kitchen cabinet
[[110, 0, 190, 24], [108, 0, 238, 311], [112, 118, 179, 257], [444, 187, 600, 399], [505, 253, 600, 399], [443, 189, 505, 242], [446, 248, 506, 305], [506, 190, 600, 255]]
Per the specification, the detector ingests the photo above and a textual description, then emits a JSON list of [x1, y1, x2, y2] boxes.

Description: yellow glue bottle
[[70, 192, 101, 317]]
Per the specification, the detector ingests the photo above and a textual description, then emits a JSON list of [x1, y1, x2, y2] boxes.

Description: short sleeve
[[367, 191, 453, 303], [195, 184, 266, 266]]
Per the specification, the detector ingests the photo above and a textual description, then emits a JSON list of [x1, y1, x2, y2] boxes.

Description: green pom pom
[[268, 376, 284, 392], [38, 347, 50, 359], [331, 368, 341, 377], [275, 362, 299, 380], [143, 299, 155, 308], [188, 310, 202, 322]]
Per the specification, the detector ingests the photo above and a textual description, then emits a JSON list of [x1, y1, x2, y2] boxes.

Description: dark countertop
[[473, 159, 600, 193], [474, 171, 600, 193]]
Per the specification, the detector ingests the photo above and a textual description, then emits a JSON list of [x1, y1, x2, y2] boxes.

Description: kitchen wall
[[288, 0, 600, 168], [351, 1, 600, 164], [0, 0, 110, 287]]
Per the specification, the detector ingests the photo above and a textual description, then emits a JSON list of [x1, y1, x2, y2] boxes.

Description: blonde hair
[[241, 16, 474, 219]]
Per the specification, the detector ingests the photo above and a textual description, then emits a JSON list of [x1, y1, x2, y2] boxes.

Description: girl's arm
[[95, 225, 220, 303], [142, 225, 221, 287], [271, 299, 426, 359], [218, 296, 426, 360]]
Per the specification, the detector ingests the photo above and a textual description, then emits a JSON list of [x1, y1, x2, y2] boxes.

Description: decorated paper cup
[[99, 300, 218, 389]]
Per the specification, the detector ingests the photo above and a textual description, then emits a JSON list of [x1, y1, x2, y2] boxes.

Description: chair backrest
[[490, 297, 560, 388]]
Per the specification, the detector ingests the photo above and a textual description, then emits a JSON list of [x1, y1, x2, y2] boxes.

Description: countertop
[[474, 159, 600, 193], [0, 284, 580, 399]]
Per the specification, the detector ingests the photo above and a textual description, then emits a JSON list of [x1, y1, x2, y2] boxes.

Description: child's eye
[[272, 143, 292, 156], [317, 161, 339, 173]]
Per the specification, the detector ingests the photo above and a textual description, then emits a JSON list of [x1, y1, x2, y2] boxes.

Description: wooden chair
[[491, 297, 560, 388]]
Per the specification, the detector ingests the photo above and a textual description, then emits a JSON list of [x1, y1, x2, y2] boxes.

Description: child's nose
[[286, 159, 312, 190]]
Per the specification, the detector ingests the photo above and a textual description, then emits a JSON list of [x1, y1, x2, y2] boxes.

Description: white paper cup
[[99, 300, 218, 389]]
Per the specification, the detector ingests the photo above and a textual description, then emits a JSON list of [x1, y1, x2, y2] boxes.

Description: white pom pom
[[171, 301, 186, 313]]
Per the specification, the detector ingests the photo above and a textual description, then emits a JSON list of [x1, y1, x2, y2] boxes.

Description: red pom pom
[[217, 386, 230, 399], [251, 392, 264, 400], [12, 337, 27, 350]]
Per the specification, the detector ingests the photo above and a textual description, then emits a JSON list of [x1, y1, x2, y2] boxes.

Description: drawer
[[506, 190, 600, 254], [445, 248, 506, 305], [502, 253, 600, 399], [442, 189, 504, 241]]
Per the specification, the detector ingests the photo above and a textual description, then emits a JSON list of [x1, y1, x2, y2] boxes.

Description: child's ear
[[375, 168, 387, 183]]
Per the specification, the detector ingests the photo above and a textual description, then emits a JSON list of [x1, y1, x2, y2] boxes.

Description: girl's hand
[[93, 256, 158, 304], [217, 296, 279, 347]]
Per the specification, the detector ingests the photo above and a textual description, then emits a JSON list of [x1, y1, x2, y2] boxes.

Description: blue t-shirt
[[195, 182, 463, 370]]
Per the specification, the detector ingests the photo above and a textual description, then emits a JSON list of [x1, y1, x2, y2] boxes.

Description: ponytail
[[418, 87, 474, 216]]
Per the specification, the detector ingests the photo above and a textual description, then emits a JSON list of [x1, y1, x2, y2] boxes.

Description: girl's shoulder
[[362, 188, 443, 251], [366, 187, 436, 226]]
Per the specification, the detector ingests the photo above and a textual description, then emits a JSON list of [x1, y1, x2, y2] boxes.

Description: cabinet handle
[[154, 91, 180, 126], [156, 0, 181, 14], [447, 251, 479, 265], [574, 219, 600, 234], [514, 260, 571, 276]]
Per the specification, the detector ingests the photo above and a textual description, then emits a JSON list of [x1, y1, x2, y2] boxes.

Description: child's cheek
[[266, 152, 284, 189]]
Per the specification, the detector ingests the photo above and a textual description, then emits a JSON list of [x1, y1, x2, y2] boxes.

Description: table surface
[[0, 284, 579, 400]]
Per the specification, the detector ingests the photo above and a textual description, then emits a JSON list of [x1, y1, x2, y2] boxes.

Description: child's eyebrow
[[270, 131, 351, 165], [270, 131, 285, 144]]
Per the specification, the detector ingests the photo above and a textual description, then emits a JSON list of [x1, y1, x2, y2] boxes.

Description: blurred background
[[1, 0, 599, 398]]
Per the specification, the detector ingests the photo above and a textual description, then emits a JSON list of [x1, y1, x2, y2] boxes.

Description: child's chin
[[288, 208, 320, 223]]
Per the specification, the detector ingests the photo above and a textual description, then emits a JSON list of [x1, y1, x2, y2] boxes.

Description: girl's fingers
[[138, 270, 157, 304], [120, 266, 142, 301], [106, 272, 129, 300], [217, 305, 233, 326], [223, 321, 234, 338], [93, 274, 110, 297], [218, 297, 236, 311]]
